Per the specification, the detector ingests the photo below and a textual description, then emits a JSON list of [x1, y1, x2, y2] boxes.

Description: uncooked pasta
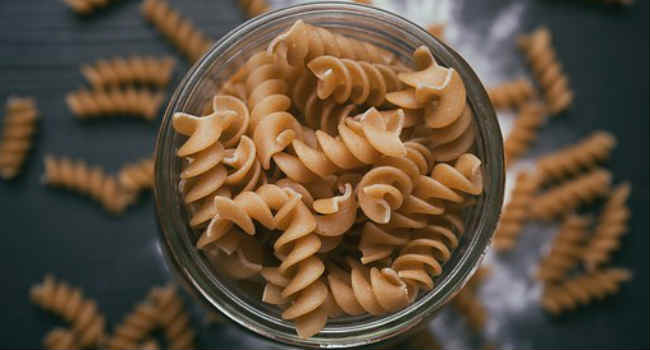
[[66, 88, 165, 120], [118, 157, 155, 194], [239, 0, 269, 18], [150, 285, 196, 349], [105, 299, 159, 349], [0, 97, 39, 180], [170, 21, 483, 339], [536, 215, 590, 282], [451, 266, 490, 332], [81, 56, 176, 88], [504, 102, 546, 166], [43, 328, 79, 350], [63, 0, 114, 15], [493, 171, 539, 251], [487, 78, 535, 110]]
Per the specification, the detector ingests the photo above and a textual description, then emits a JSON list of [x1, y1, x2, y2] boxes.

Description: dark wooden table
[[1, 0, 648, 348]]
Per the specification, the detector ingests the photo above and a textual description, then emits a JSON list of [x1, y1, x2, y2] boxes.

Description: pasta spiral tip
[[118, 157, 154, 194], [66, 88, 165, 120], [487, 78, 535, 110], [63, 0, 112, 15], [0, 97, 39, 179], [536, 215, 590, 282], [493, 171, 539, 251], [81, 56, 176, 88], [504, 101, 547, 166], [43, 328, 80, 350], [239, 0, 270, 18], [106, 301, 158, 349]]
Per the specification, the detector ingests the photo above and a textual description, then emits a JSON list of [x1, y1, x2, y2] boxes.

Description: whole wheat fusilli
[[81, 56, 175, 88], [0, 97, 39, 179]]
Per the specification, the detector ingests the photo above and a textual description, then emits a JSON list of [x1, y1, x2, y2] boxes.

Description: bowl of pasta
[[153, 1, 504, 348]]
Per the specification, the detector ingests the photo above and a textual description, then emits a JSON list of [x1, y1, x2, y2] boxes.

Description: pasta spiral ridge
[[493, 171, 539, 251], [106, 300, 159, 349], [63, 0, 112, 15], [30, 275, 106, 348], [451, 266, 489, 332], [504, 101, 546, 166], [583, 183, 631, 270], [541, 268, 631, 314], [536, 215, 590, 282], [141, 0, 214, 63], [531, 169, 612, 220], [81, 56, 175, 88], [150, 285, 196, 349], [118, 157, 154, 194], [307, 55, 403, 106], [43, 155, 135, 214], [487, 78, 535, 110], [66, 88, 165, 120], [518, 27, 573, 114], [536, 131, 616, 183], [43, 328, 79, 350], [431, 153, 484, 197], [409, 104, 475, 162], [239, 0, 270, 18], [0, 97, 39, 179]]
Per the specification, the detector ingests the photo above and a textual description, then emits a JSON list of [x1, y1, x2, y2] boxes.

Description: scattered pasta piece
[[150, 285, 196, 349], [0, 97, 39, 180], [66, 88, 165, 120], [531, 168, 612, 220], [81, 56, 176, 88], [141, 0, 214, 62], [518, 27, 573, 115], [583, 183, 631, 270], [118, 157, 155, 194], [43, 328, 80, 350], [536, 131, 616, 184], [493, 171, 539, 251], [487, 78, 535, 110], [504, 102, 546, 166], [105, 299, 159, 349], [536, 215, 590, 282], [30, 275, 106, 348], [541, 268, 631, 314], [451, 266, 490, 332], [427, 24, 446, 40], [63, 0, 114, 15], [239, 0, 270, 18], [43, 155, 135, 214]]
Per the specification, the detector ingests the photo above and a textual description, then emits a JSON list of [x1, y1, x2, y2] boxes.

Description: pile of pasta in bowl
[[172, 20, 484, 339]]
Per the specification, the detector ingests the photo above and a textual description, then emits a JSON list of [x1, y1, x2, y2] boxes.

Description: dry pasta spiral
[[239, 0, 270, 18], [487, 78, 535, 110], [518, 27, 573, 115], [493, 171, 539, 251], [536, 215, 590, 282], [583, 183, 631, 270], [66, 88, 165, 120], [43, 155, 134, 214], [536, 131, 616, 183], [150, 285, 196, 349], [81, 56, 175, 88], [30, 275, 106, 348], [141, 0, 213, 62], [409, 104, 475, 162], [106, 300, 159, 349], [307, 55, 402, 106], [63, 0, 112, 15], [118, 157, 154, 194], [541, 268, 631, 314], [431, 153, 484, 197], [0, 97, 38, 180], [452, 286, 486, 332], [359, 221, 410, 264], [43, 328, 79, 350], [531, 168, 612, 220], [504, 101, 546, 166]]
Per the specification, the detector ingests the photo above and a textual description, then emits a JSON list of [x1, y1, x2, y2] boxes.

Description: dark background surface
[[0, 0, 648, 348]]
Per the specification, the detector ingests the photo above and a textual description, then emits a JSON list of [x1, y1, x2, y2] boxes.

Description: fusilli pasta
[[493, 171, 539, 251], [150, 285, 196, 349], [531, 168, 612, 220], [427, 24, 445, 40], [239, 0, 269, 18], [81, 56, 175, 88], [30, 275, 106, 348], [105, 300, 159, 349], [536, 131, 616, 183], [541, 268, 631, 314], [118, 157, 154, 194], [0, 97, 39, 179], [536, 215, 590, 282], [43, 328, 79, 350], [487, 78, 535, 110], [518, 27, 573, 114], [141, 0, 214, 62], [66, 88, 165, 120], [63, 0, 113, 15], [583, 183, 631, 270], [504, 102, 546, 166]]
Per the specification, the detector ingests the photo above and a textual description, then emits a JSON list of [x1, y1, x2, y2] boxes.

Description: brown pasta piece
[[504, 101, 546, 166], [105, 300, 159, 349], [518, 27, 573, 115], [493, 171, 539, 252], [30, 275, 106, 348], [541, 268, 631, 314], [487, 78, 535, 110], [63, 0, 113, 15], [583, 183, 631, 270], [150, 285, 196, 349], [536, 215, 590, 282], [427, 24, 445, 40], [43, 328, 80, 350], [239, 0, 270, 18], [451, 266, 490, 332], [66, 88, 165, 121], [536, 131, 616, 183], [531, 168, 612, 220], [0, 97, 39, 180], [141, 0, 214, 63], [81, 56, 175, 88], [43, 155, 135, 214], [118, 157, 155, 194]]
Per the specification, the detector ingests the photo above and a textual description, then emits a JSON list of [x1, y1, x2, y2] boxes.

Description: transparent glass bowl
[[154, 2, 504, 348]]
